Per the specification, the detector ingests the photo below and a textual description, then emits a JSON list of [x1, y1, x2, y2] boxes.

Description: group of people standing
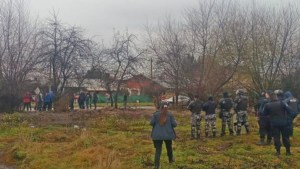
[[256, 90, 299, 156], [70, 91, 98, 110], [150, 89, 299, 169], [187, 89, 250, 139], [22, 91, 54, 111]]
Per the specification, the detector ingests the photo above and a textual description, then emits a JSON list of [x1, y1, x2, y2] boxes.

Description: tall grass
[[0, 110, 300, 168]]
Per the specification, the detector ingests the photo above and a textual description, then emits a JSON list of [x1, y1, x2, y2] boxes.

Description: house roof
[[66, 78, 114, 91]]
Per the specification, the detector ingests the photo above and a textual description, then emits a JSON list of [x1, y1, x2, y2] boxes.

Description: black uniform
[[218, 94, 234, 136], [263, 98, 296, 155], [256, 96, 271, 144], [203, 99, 217, 137], [283, 91, 300, 136]]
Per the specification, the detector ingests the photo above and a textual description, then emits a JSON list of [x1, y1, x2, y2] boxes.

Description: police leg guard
[[266, 139, 272, 145], [196, 128, 201, 139], [245, 126, 250, 134], [191, 126, 196, 139], [257, 138, 265, 146], [286, 147, 291, 156], [236, 128, 241, 136]]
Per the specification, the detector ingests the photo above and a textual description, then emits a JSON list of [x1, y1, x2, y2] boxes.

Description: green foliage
[[13, 150, 27, 160], [2, 113, 22, 123]]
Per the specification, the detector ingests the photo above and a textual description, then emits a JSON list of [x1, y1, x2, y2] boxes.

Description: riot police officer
[[255, 91, 271, 145], [234, 89, 250, 135], [218, 92, 234, 136], [283, 91, 300, 137], [188, 95, 203, 139], [202, 96, 217, 137], [263, 91, 296, 156]]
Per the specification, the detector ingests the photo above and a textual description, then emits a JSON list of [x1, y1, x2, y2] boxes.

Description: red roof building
[[121, 74, 165, 95]]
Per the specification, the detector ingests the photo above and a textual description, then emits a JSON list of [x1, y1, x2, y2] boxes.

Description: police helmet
[[274, 89, 283, 95], [236, 89, 246, 95]]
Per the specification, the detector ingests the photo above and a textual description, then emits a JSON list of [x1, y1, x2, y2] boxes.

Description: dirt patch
[[0, 165, 15, 169], [0, 151, 16, 169], [216, 142, 233, 151]]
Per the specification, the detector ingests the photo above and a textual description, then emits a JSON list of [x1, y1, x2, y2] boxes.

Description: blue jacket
[[150, 111, 177, 140], [43, 94, 52, 103]]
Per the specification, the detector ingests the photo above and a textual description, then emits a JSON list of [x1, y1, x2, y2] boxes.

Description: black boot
[[169, 158, 175, 163], [275, 149, 280, 156], [205, 132, 209, 137], [257, 138, 265, 145], [286, 148, 292, 156], [246, 127, 250, 134], [213, 132, 216, 137]]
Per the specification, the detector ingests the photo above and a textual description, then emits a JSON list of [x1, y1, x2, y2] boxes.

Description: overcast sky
[[28, 0, 299, 43]]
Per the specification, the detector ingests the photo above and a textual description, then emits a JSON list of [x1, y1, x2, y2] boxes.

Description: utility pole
[[150, 57, 153, 80]]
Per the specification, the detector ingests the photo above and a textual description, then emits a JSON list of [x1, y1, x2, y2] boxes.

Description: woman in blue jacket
[[150, 103, 177, 169]]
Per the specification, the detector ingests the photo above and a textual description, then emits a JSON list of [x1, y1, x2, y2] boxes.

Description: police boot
[[213, 132, 216, 138], [191, 127, 195, 139], [236, 129, 241, 136], [275, 149, 280, 156], [286, 148, 292, 156], [169, 158, 175, 163], [197, 130, 201, 139], [246, 127, 250, 134], [205, 132, 209, 137], [229, 129, 234, 136], [257, 138, 265, 146]]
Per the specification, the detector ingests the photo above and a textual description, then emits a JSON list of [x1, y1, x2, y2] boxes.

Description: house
[[121, 74, 165, 95], [64, 78, 114, 94]]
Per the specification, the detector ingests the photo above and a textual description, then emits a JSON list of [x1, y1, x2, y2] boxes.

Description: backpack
[[194, 100, 203, 112], [221, 98, 233, 110], [236, 96, 248, 111], [189, 100, 202, 112]]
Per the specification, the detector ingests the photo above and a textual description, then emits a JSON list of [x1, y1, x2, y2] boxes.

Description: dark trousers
[[93, 101, 97, 110], [259, 117, 272, 141], [153, 140, 173, 168], [272, 125, 290, 152], [23, 103, 31, 111], [79, 101, 85, 109], [43, 102, 50, 111]]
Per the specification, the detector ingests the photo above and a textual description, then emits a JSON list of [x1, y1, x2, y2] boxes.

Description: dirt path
[[0, 151, 15, 169], [0, 165, 14, 169]]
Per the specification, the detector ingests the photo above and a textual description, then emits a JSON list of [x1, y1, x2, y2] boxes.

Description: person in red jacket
[[23, 92, 32, 111]]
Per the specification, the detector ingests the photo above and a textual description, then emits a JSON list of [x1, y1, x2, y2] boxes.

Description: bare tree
[[0, 0, 44, 111], [41, 13, 93, 98], [243, 3, 300, 92], [183, 0, 244, 97], [93, 32, 144, 108], [146, 17, 189, 105]]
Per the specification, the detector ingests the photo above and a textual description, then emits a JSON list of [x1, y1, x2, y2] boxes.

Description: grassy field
[[0, 109, 300, 169]]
